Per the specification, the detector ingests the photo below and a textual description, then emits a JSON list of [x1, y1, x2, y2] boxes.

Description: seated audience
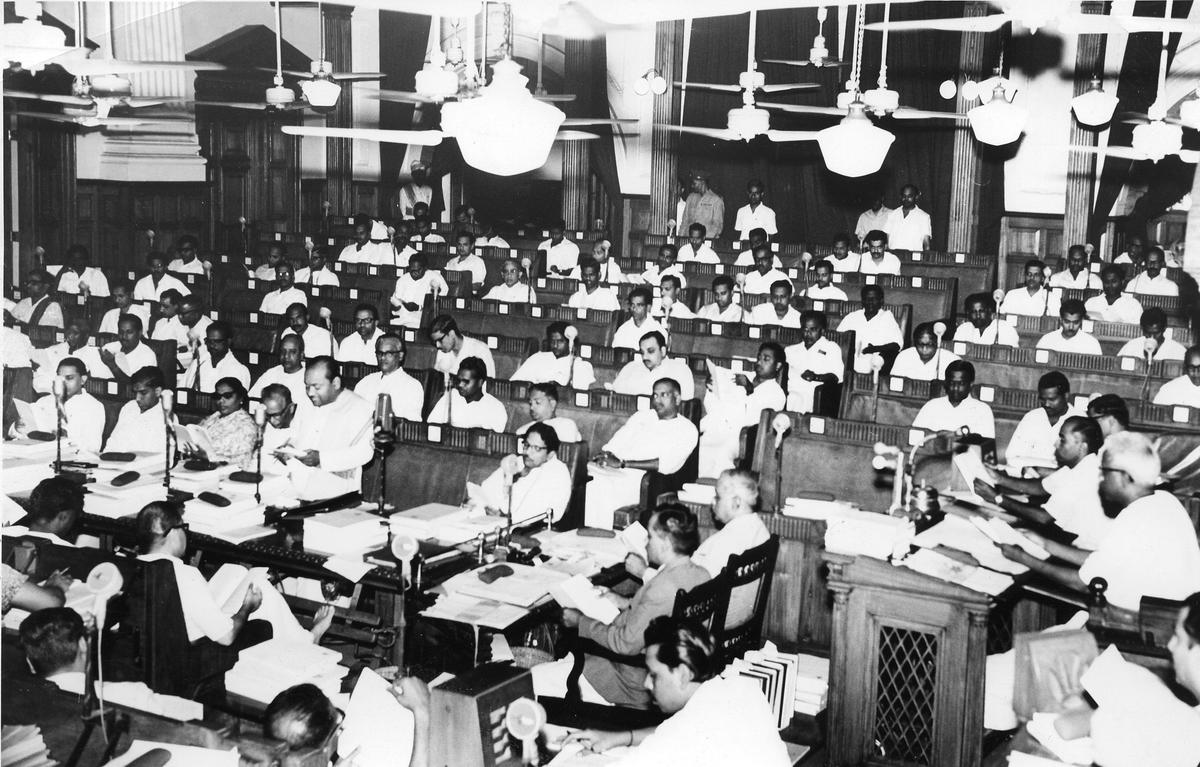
[[532, 505, 709, 706], [612, 331, 696, 400], [912, 360, 996, 438], [105, 366, 167, 454], [734, 179, 778, 240], [445, 231, 487, 289], [1000, 259, 1056, 317], [541, 219, 581, 276], [173, 295, 213, 371], [562, 616, 791, 766], [427, 357, 507, 432], [482, 258, 535, 303], [837, 285, 903, 374], [857, 230, 902, 275], [802, 259, 848, 301], [1113, 234, 1146, 268], [699, 342, 786, 477], [696, 276, 745, 322], [734, 229, 780, 268], [250, 334, 307, 405], [253, 242, 286, 281], [150, 288, 184, 342], [568, 240, 623, 284], [585, 380, 698, 528], [54, 244, 110, 297], [999, 432, 1200, 610], [613, 288, 666, 350], [389, 253, 448, 329], [1035, 299, 1101, 355], [336, 304, 384, 365], [748, 280, 800, 327], [784, 311, 843, 413], [567, 257, 621, 311], [281, 303, 336, 359], [429, 314, 496, 378], [1007, 371, 1083, 472], [6, 269, 63, 329], [883, 184, 931, 251], [15, 357, 105, 453], [475, 220, 511, 250], [742, 246, 790, 294], [97, 279, 150, 335], [386, 225, 419, 268], [1085, 265, 1143, 324], [639, 244, 687, 289], [180, 377, 258, 469], [890, 323, 960, 381], [340, 219, 387, 265], [167, 235, 207, 275], [1049, 244, 1101, 290], [512, 322, 596, 390], [474, 422, 572, 524], [678, 223, 719, 264], [294, 246, 340, 287], [99, 314, 157, 383], [1153, 345, 1200, 408], [652, 274, 695, 321], [828, 232, 861, 273], [954, 292, 1019, 347], [32, 317, 108, 393], [1126, 245, 1178, 296], [352, 333, 424, 422], [182, 320, 251, 392], [1117, 308, 1186, 361], [515, 382, 583, 443], [133, 252, 187, 302], [259, 263, 307, 314], [1086, 393, 1129, 439]]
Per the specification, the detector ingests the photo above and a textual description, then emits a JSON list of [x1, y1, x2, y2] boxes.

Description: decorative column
[[1063, 1, 1107, 252], [561, 38, 591, 229], [324, 4, 355, 218], [946, 2, 990, 253], [649, 20, 684, 234]]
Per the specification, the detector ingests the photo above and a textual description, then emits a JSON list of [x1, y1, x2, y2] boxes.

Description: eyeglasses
[[1099, 466, 1128, 478], [376, 350, 402, 357], [522, 442, 549, 453], [355, 318, 376, 325], [216, 391, 238, 400]]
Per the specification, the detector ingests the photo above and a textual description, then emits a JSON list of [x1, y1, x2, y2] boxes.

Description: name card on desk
[[368, 266, 378, 276], [498, 304, 509, 315], [832, 274, 844, 284], [178, 390, 190, 405], [250, 312, 259, 323], [350, 289, 359, 299], [427, 425, 443, 442], [979, 386, 995, 403], [274, 232, 283, 241], [536, 278, 548, 289], [455, 298, 466, 310], [248, 279, 257, 290], [106, 381, 118, 394], [531, 306, 544, 318], [636, 395, 650, 411], [1174, 406, 1190, 423], [1004, 315, 1018, 326], [953, 341, 967, 355], [889, 376, 905, 392], [812, 300, 825, 311], [249, 352, 259, 365], [327, 238, 336, 246], [912, 277, 923, 288], [786, 269, 799, 279], [509, 249, 518, 257], [486, 336, 498, 349], [809, 416, 825, 435], [574, 392, 590, 408], [955, 253, 966, 264], [908, 429, 924, 446], [1035, 350, 1049, 364], [575, 307, 586, 320], [864, 275, 877, 286], [749, 326, 761, 339], [715, 264, 726, 274]]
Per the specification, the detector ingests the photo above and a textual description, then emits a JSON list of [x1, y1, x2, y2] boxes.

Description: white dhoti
[[583, 465, 645, 529], [209, 563, 312, 644]]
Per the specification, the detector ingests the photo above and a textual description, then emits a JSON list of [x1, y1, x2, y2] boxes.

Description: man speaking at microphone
[[272, 357, 374, 501], [14, 359, 106, 454]]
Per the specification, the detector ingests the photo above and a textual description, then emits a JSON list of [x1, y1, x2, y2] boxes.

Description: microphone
[[160, 389, 174, 422], [870, 354, 885, 423], [160, 389, 175, 496], [51, 375, 65, 405], [800, 252, 812, 294], [933, 320, 947, 375], [501, 453, 523, 529], [771, 411, 792, 449], [304, 236, 314, 255], [375, 392, 395, 437], [564, 325, 579, 387], [666, 219, 677, 237], [990, 288, 1006, 345], [770, 412, 792, 514], [1141, 337, 1157, 401], [51, 375, 65, 473]]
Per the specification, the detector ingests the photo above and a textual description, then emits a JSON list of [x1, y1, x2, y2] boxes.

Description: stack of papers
[[420, 593, 530, 630], [792, 654, 831, 717], [224, 638, 348, 704], [1026, 714, 1093, 765], [970, 517, 1050, 560], [304, 508, 387, 556], [782, 497, 855, 520], [548, 574, 620, 624], [677, 483, 716, 506], [722, 643, 826, 727], [913, 516, 1029, 575], [389, 503, 504, 545], [824, 510, 914, 560], [87, 484, 168, 519], [537, 530, 629, 569], [899, 549, 1014, 596], [442, 563, 570, 608]]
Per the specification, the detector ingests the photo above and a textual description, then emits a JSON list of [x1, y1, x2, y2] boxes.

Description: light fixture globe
[[300, 78, 341, 109], [265, 85, 296, 106], [1131, 120, 1182, 162], [415, 56, 459, 100], [441, 57, 565, 177], [968, 86, 1028, 145], [863, 86, 899, 114], [650, 74, 668, 95], [1071, 79, 1118, 127], [2, 18, 71, 74], [816, 102, 895, 177]]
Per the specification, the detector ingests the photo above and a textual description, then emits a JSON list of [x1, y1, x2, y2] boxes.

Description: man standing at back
[[883, 184, 931, 251], [681, 170, 725, 239]]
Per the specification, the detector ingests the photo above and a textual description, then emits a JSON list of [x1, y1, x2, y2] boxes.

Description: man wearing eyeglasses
[[352, 333, 424, 423], [335, 304, 384, 365], [998, 431, 1200, 611], [182, 321, 250, 393], [5, 270, 63, 329], [475, 422, 572, 525]]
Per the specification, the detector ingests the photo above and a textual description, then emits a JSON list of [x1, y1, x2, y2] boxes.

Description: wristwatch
[[994, 493, 1004, 506]]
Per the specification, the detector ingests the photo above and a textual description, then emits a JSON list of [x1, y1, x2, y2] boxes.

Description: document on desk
[[913, 516, 1029, 575], [1026, 713, 1094, 765], [448, 563, 571, 608], [549, 575, 620, 624], [338, 667, 414, 767], [547, 744, 635, 766], [899, 549, 1014, 596], [12, 398, 54, 433], [421, 593, 529, 630], [324, 555, 375, 583]]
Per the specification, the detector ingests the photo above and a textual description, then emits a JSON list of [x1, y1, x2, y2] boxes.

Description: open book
[[173, 423, 218, 459], [13, 399, 54, 434], [208, 564, 270, 614]]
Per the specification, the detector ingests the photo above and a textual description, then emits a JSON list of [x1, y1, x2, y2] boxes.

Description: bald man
[[1153, 345, 1200, 408], [249, 334, 308, 408]]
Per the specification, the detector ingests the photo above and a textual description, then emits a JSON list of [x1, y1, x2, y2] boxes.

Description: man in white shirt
[[734, 229, 781, 268], [54, 245, 110, 297], [17, 357, 107, 454], [803, 259, 849, 301], [748, 280, 801, 327], [1000, 431, 1200, 611], [281, 304, 336, 359], [133, 253, 187, 302], [1085, 265, 1143, 325], [511, 321, 596, 390], [858, 230, 903, 275], [639, 244, 688, 289], [883, 184, 931, 251], [1113, 234, 1147, 268], [352, 333, 425, 423], [259, 263, 307, 315], [1000, 259, 1056, 317], [653, 275, 696, 322], [294, 247, 340, 287], [612, 331, 696, 400], [734, 179, 778, 241], [32, 318, 110, 393], [2, 325, 33, 370], [954, 293, 1019, 347], [249, 334, 308, 405], [828, 233, 862, 273], [1006, 370, 1083, 472], [1153, 345, 1200, 408], [98, 280, 151, 335], [568, 240, 623, 284], [475, 422, 573, 524], [696, 276, 745, 323], [784, 311, 844, 413], [475, 221, 511, 251], [150, 289, 183, 342], [253, 243, 285, 282], [613, 288, 667, 350], [585, 379, 699, 528], [697, 342, 787, 478], [98, 314, 158, 383], [273, 357, 375, 500], [855, 197, 892, 247], [514, 382, 583, 443], [7, 270, 64, 329], [1117, 308, 1186, 362], [837, 285, 903, 374], [1127, 246, 1179, 297], [339, 220, 384, 265], [742, 246, 790, 295], [166, 235, 207, 275], [389, 253, 449, 329], [1049, 244, 1101, 291], [170, 295, 213, 372], [540, 219, 581, 276], [891, 323, 960, 381], [1036, 299, 1102, 355], [429, 314, 496, 378], [427, 356, 508, 432], [695, 469, 771, 577], [912, 360, 996, 438], [482, 258, 536, 303], [106, 366, 169, 454], [678, 224, 720, 264], [336, 304, 384, 365], [445, 231, 488, 289], [182, 321, 251, 392], [567, 258, 621, 312]]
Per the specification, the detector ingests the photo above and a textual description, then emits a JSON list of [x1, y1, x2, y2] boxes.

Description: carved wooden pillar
[[561, 38, 591, 229], [946, 2, 990, 254], [649, 20, 684, 234], [324, 4, 354, 218], [1063, 1, 1107, 253]]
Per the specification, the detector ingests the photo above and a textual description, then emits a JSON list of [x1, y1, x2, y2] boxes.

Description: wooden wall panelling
[[16, 117, 77, 265], [351, 182, 379, 219]]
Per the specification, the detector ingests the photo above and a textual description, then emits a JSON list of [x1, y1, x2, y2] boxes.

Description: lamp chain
[[848, 2, 867, 95]]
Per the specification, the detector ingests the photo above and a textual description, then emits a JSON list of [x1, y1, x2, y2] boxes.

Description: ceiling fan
[[11, 109, 191, 131], [862, 0, 1198, 36], [194, 1, 310, 113], [657, 10, 821, 142], [761, 6, 848, 70]]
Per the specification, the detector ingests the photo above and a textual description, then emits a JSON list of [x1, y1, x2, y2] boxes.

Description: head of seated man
[[965, 292, 998, 331], [19, 607, 87, 682], [286, 304, 311, 338], [110, 280, 136, 314], [500, 258, 524, 288], [646, 502, 701, 566], [130, 365, 164, 413], [832, 232, 855, 260], [25, 477, 85, 543], [1098, 264, 1127, 303], [274, 262, 296, 292], [660, 275, 686, 311], [455, 357, 488, 403], [56, 356, 90, 401], [527, 382, 562, 424], [304, 356, 346, 409], [746, 228, 769, 251], [942, 360, 976, 407], [651, 377, 683, 420], [262, 383, 296, 429], [1143, 245, 1168, 279], [278, 334, 305, 374], [591, 239, 611, 262], [710, 276, 735, 312], [859, 285, 886, 319], [136, 500, 189, 557], [115, 313, 145, 354], [263, 683, 342, 754], [656, 244, 678, 273], [627, 287, 653, 324], [767, 280, 793, 318], [159, 289, 183, 322], [1056, 299, 1087, 340], [752, 246, 775, 276], [545, 322, 574, 360], [641, 616, 720, 715], [24, 268, 54, 302], [578, 258, 603, 291], [520, 421, 561, 473], [428, 314, 463, 355], [686, 224, 707, 253], [375, 333, 407, 375], [1036, 371, 1072, 421], [454, 231, 475, 260], [1170, 592, 1200, 699], [1020, 259, 1047, 293], [265, 243, 287, 272], [1085, 393, 1128, 439], [863, 230, 889, 262], [639, 332, 671, 374]]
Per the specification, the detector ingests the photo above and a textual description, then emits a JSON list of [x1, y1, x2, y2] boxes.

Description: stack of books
[[304, 507, 388, 556], [824, 509, 914, 560], [723, 645, 831, 727], [224, 639, 348, 704]]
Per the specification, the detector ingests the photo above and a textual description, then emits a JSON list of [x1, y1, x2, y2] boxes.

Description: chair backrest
[[671, 574, 728, 638], [123, 558, 195, 695], [716, 535, 780, 663]]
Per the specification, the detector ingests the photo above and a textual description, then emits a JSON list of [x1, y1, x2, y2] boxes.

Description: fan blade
[[13, 111, 91, 123], [369, 89, 447, 104], [758, 101, 846, 117], [329, 72, 387, 82], [673, 81, 742, 93], [281, 125, 443, 146], [561, 118, 638, 127], [3, 90, 94, 106], [765, 130, 820, 142], [534, 93, 578, 102], [1118, 113, 1184, 127], [759, 83, 822, 93], [194, 101, 271, 110], [890, 107, 968, 121], [13, 111, 183, 127], [760, 58, 813, 67], [654, 124, 740, 140], [555, 130, 601, 141], [1068, 145, 1147, 161], [1115, 16, 1200, 35], [126, 97, 193, 109], [58, 58, 227, 76], [864, 14, 1012, 33]]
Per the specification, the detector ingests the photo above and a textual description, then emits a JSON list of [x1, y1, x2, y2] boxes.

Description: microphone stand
[[1141, 351, 1154, 402], [53, 394, 64, 476]]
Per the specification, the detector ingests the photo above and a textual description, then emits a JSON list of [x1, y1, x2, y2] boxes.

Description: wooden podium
[[824, 552, 994, 767]]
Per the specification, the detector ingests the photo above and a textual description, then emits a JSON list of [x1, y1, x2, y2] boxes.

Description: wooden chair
[[713, 535, 779, 665]]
